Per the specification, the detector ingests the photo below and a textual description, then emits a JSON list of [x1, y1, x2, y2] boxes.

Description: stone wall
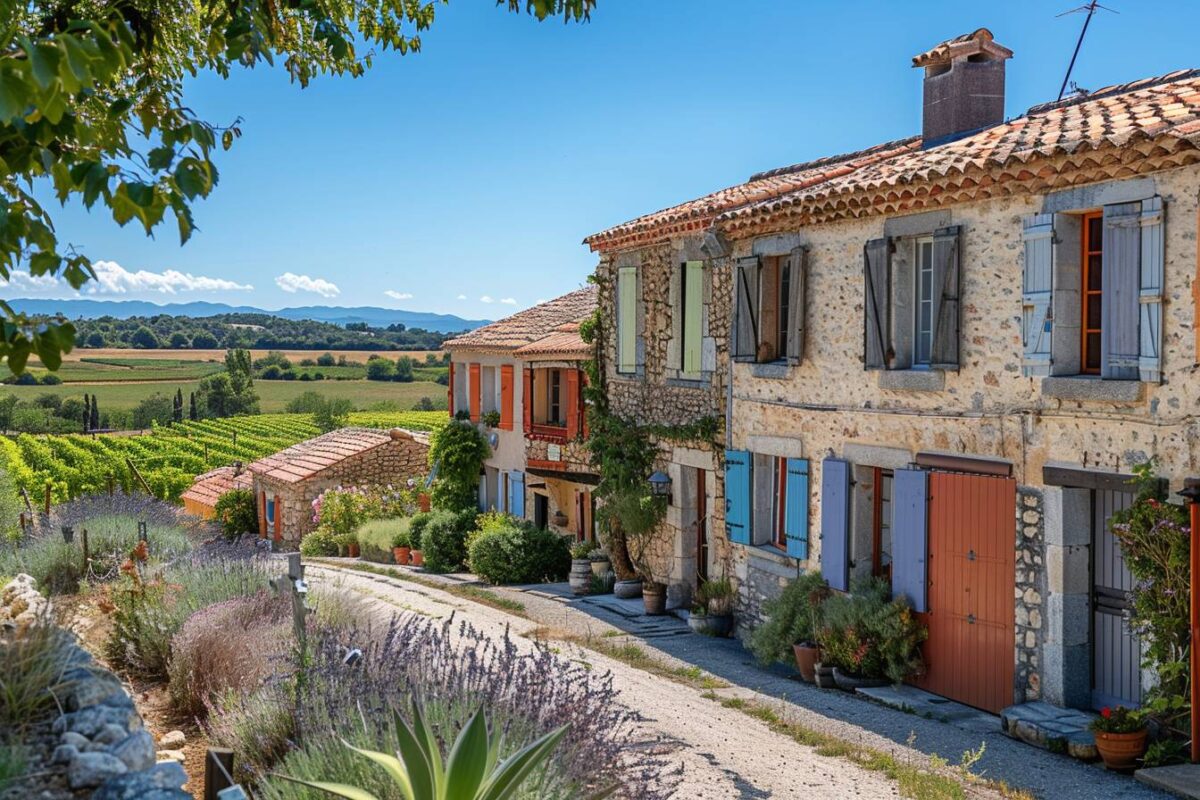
[[1015, 488, 1046, 702], [0, 576, 190, 800]]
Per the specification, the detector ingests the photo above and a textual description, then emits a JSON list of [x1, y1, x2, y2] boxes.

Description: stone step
[[1000, 701, 1099, 761], [1135, 764, 1200, 799]]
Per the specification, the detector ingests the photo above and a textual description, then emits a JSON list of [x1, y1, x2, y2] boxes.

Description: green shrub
[[353, 518, 407, 563], [748, 571, 829, 666], [407, 512, 431, 551], [299, 527, 338, 557], [427, 420, 490, 510], [817, 577, 926, 684], [420, 509, 475, 573], [468, 518, 571, 585], [214, 489, 257, 539], [0, 621, 76, 732]]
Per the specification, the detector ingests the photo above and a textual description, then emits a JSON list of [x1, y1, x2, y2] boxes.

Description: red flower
[[1101, 707, 1112, 719]]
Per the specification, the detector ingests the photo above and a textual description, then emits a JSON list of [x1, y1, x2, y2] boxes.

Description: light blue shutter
[[783, 458, 809, 559], [1138, 197, 1165, 383], [820, 459, 850, 591], [509, 471, 525, 518], [1021, 214, 1054, 377], [724, 450, 751, 545], [891, 468, 929, 613], [1102, 202, 1142, 380]]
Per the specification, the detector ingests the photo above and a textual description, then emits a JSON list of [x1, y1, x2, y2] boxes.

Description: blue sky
[[10, 1, 1200, 317]]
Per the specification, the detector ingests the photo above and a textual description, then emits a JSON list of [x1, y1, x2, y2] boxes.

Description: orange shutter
[[273, 494, 282, 542], [499, 365, 514, 430], [522, 368, 533, 430], [258, 490, 267, 538], [469, 363, 482, 422], [565, 369, 580, 440], [580, 370, 590, 439], [447, 362, 455, 416]]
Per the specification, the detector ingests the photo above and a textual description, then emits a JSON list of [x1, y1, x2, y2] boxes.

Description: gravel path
[[306, 563, 918, 800]]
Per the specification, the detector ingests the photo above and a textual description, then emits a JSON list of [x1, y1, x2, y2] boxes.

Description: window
[[679, 260, 704, 374], [531, 368, 566, 427], [617, 266, 638, 373], [757, 256, 791, 363], [1081, 211, 1103, 374], [549, 370, 562, 425], [872, 468, 894, 585], [266, 497, 275, 525], [771, 457, 788, 550], [732, 248, 807, 366], [914, 238, 934, 367]]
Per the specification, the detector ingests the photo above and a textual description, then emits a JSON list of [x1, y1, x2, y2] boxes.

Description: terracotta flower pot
[[393, 546, 411, 566], [1094, 728, 1148, 771], [642, 583, 667, 616], [410, 549, 424, 567], [792, 643, 820, 683], [347, 542, 360, 558]]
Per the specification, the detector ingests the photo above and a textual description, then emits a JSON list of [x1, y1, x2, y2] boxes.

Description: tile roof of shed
[[181, 466, 253, 509], [512, 322, 590, 360], [246, 427, 393, 484], [443, 286, 597, 353], [585, 67, 1200, 249]]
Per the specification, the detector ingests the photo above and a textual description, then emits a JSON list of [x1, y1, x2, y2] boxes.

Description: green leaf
[[442, 709, 490, 799], [476, 725, 569, 800], [61, 35, 95, 87], [341, 744, 415, 800], [28, 251, 61, 276], [392, 707, 435, 800], [0, 70, 31, 122], [268, 776, 381, 800], [148, 147, 175, 171]]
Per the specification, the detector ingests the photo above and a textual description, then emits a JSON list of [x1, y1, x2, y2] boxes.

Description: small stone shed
[[181, 464, 254, 520], [247, 427, 430, 542]]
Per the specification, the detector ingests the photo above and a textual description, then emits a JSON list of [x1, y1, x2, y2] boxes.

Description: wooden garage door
[[922, 472, 1016, 714]]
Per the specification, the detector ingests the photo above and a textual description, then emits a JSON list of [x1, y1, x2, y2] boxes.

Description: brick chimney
[[913, 28, 1012, 147]]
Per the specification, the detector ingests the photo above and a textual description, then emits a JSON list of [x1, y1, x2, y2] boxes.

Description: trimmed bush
[[299, 527, 338, 557], [468, 518, 571, 585], [353, 518, 407, 563], [214, 488, 258, 539], [168, 591, 290, 719], [420, 509, 475, 573]]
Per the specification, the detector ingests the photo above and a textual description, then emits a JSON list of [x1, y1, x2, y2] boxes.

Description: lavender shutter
[[1102, 202, 1142, 381], [1021, 214, 1055, 377], [820, 459, 851, 591], [724, 450, 751, 545], [784, 458, 809, 559], [863, 238, 890, 370], [1138, 197, 1165, 383], [891, 468, 929, 613], [733, 256, 761, 362], [930, 226, 961, 370]]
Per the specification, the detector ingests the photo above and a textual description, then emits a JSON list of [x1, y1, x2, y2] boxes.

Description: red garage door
[[920, 472, 1016, 714]]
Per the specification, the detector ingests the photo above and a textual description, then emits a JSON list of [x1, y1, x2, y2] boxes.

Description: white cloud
[[275, 272, 340, 298], [479, 295, 494, 304], [0, 271, 60, 293], [88, 260, 253, 295], [499, 297, 517, 306], [384, 290, 413, 301], [456, 294, 467, 301], [534, 298, 548, 305]]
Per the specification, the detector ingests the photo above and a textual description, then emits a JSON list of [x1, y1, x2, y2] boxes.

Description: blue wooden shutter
[[820, 458, 850, 591], [509, 471, 525, 518], [1138, 197, 1165, 383], [1102, 202, 1142, 380], [724, 450, 751, 545], [891, 468, 929, 613], [1021, 214, 1054, 377], [783, 458, 809, 559]]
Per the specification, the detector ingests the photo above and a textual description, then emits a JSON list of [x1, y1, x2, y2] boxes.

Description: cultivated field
[[38, 347, 441, 364]]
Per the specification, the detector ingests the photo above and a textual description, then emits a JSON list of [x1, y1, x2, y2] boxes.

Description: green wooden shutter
[[930, 226, 961, 370], [682, 260, 704, 374], [1102, 202, 1141, 381], [1138, 197, 1165, 383], [784, 458, 809, 559], [863, 239, 890, 370], [617, 266, 637, 373], [1021, 214, 1055, 377]]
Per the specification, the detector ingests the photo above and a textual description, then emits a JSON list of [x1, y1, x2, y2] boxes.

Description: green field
[[19, 358, 227, 383], [0, 379, 447, 413]]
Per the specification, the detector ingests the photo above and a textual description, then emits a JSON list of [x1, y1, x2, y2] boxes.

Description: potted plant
[[748, 571, 830, 682], [481, 410, 501, 428], [818, 578, 926, 692], [1090, 706, 1148, 771], [588, 547, 611, 577], [346, 532, 360, 559], [408, 521, 425, 567], [392, 526, 412, 566], [688, 577, 735, 637], [642, 581, 667, 615], [569, 541, 592, 596]]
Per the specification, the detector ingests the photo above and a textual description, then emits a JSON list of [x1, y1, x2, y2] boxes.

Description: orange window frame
[[1081, 211, 1104, 374]]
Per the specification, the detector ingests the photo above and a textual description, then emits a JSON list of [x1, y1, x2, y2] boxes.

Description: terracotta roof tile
[[181, 466, 253, 508], [512, 322, 590, 360], [247, 428, 393, 484], [443, 286, 597, 353], [911, 28, 1012, 68]]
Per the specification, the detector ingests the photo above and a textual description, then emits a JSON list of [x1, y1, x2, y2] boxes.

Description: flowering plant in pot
[[569, 540, 593, 596], [688, 577, 735, 637], [748, 570, 829, 682], [1090, 706, 1148, 771], [818, 578, 926, 691]]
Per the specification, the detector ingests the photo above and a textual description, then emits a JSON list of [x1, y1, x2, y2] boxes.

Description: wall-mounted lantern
[[648, 471, 672, 503]]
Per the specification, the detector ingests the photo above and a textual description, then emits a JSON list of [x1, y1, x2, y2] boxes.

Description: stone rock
[[52, 744, 77, 764], [158, 730, 186, 749], [61, 730, 90, 749], [66, 671, 124, 711], [67, 751, 128, 789], [110, 730, 156, 772], [58, 704, 137, 737], [1066, 732, 1098, 760], [156, 749, 186, 762], [94, 722, 130, 746], [92, 762, 190, 800]]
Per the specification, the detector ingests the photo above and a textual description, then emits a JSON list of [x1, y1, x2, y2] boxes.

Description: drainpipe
[[1178, 477, 1200, 764]]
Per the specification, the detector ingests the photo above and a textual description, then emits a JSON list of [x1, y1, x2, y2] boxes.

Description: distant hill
[[6, 298, 490, 335]]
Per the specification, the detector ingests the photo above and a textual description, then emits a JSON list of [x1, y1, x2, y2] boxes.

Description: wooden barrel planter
[[568, 559, 592, 595]]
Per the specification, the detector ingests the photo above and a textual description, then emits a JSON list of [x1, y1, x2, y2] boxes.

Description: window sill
[[1041, 376, 1144, 403], [743, 543, 806, 574], [878, 369, 944, 392], [749, 362, 791, 380]]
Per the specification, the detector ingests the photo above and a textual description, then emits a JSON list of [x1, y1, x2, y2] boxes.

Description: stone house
[[247, 427, 429, 542], [443, 287, 598, 537], [180, 464, 253, 520], [587, 28, 1200, 716]]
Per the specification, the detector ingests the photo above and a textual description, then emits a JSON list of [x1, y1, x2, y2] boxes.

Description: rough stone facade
[[1015, 488, 1045, 702], [254, 430, 429, 542], [595, 235, 733, 606]]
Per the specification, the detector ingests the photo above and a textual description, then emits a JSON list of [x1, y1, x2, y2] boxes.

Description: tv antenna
[[1057, 1, 1118, 101]]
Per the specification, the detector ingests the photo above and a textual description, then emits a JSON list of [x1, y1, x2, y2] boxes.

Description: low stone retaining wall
[[0, 575, 192, 800]]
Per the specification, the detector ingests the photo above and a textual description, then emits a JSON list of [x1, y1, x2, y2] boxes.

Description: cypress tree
[[83, 394, 91, 432], [90, 397, 100, 431], [189, 392, 198, 421]]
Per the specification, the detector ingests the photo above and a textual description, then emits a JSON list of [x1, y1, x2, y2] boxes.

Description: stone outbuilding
[[247, 427, 429, 542], [180, 464, 253, 520]]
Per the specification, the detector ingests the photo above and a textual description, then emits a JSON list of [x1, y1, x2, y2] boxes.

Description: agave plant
[[276, 700, 615, 800]]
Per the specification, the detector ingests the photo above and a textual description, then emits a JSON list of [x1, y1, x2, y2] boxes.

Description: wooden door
[[922, 472, 1016, 714], [1092, 489, 1141, 709]]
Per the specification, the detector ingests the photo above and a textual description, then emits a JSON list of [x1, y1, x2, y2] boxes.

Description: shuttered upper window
[[679, 260, 704, 375], [1081, 211, 1103, 374], [616, 266, 638, 374], [732, 247, 807, 366]]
